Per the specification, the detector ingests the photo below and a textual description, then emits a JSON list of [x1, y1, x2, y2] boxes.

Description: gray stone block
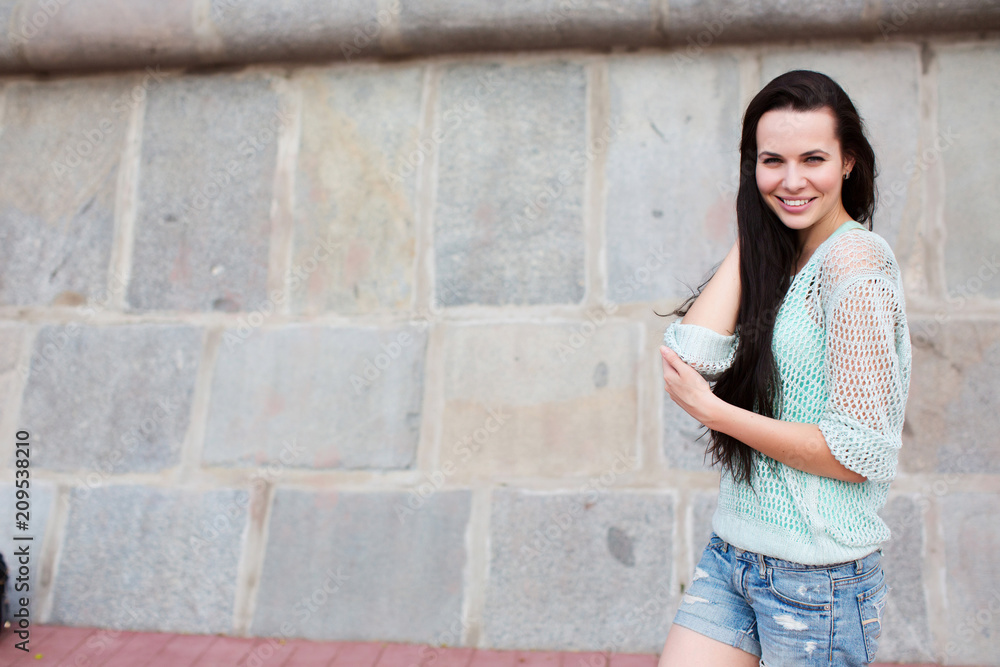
[[289, 65, 423, 315], [19, 0, 199, 71], [484, 488, 675, 652], [0, 480, 56, 615], [605, 53, 740, 303], [0, 78, 132, 306], [49, 485, 247, 634], [939, 493, 1000, 667], [878, 494, 934, 663], [938, 44, 1000, 300], [0, 325, 24, 428], [203, 324, 426, 470], [688, 492, 719, 564], [900, 320, 1000, 475], [438, 322, 638, 479], [250, 488, 470, 643], [434, 61, 587, 306], [662, 393, 715, 472], [128, 74, 283, 312], [19, 324, 202, 472], [208, 0, 388, 64], [761, 45, 920, 254], [398, 1, 657, 54], [681, 491, 719, 625]]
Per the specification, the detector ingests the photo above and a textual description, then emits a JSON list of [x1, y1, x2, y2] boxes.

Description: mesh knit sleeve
[[817, 245, 911, 483], [662, 319, 738, 381]]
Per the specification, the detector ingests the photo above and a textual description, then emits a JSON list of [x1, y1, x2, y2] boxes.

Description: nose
[[783, 163, 807, 192]]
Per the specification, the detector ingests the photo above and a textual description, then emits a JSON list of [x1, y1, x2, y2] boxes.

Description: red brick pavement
[[0, 626, 975, 666]]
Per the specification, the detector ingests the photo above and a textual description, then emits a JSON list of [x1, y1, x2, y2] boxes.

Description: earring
[[844, 172, 851, 180]]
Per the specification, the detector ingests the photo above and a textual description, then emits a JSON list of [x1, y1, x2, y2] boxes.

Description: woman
[[656, 70, 912, 666]]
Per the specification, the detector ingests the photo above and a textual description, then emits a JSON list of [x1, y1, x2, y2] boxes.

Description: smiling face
[[755, 107, 856, 252]]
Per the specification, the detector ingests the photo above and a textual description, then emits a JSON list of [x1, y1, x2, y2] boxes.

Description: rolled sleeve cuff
[[662, 320, 738, 380], [817, 416, 900, 483]]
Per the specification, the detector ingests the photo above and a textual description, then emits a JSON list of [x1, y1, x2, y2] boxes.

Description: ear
[[843, 154, 856, 177]]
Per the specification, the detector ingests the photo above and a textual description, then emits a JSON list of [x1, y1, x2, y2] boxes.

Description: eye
[[805, 156, 825, 163], [761, 157, 781, 165]]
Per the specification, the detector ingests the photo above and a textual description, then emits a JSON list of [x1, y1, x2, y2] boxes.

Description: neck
[[796, 210, 853, 257]]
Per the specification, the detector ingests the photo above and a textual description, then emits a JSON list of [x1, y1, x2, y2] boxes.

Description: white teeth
[[780, 198, 810, 206]]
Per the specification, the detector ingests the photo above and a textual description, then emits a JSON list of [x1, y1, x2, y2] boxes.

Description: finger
[[660, 348, 678, 380], [660, 346, 684, 374]]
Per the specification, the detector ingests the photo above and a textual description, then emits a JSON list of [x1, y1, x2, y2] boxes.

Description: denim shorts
[[672, 532, 889, 666]]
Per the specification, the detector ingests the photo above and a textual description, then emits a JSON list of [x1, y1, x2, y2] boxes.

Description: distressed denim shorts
[[672, 532, 889, 666]]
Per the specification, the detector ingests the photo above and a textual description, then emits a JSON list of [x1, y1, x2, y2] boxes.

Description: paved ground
[[0, 626, 968, 666]]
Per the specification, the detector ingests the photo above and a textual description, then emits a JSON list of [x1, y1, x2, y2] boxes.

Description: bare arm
[[706, 398, 866, 483], [680, 241, 741, 336], [659, 346, 867, 483]]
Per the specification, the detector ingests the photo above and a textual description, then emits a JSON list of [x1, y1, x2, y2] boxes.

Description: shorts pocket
[[857, 577, 889, 663], [767, 567, 831, 611]]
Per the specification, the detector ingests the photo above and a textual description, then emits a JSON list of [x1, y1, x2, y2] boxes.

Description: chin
[[777, 216, 814, 231]]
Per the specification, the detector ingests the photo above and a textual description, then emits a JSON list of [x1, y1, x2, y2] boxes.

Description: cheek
[[755, 167, 780, 194], [814, 167, 845, 194]]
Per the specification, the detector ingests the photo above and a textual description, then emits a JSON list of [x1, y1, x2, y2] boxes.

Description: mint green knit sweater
[[663, 220, 912, 565]]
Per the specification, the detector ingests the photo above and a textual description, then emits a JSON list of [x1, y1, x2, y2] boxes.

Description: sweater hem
[[712, 511, 882, 566]]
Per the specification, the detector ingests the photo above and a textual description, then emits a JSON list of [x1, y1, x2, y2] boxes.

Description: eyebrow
[[758, 149, 831, 158]]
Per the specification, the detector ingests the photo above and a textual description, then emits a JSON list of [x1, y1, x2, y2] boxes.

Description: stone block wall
[[1, 3, 999, 665]]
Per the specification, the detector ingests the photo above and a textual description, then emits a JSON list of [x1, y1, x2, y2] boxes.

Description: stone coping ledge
[[2, 0, 1000, 74]]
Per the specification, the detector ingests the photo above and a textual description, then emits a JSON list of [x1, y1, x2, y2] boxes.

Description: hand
[[660, 346, 718, 427]]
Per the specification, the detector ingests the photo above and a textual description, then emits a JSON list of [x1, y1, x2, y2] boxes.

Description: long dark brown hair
[[660, 70, 878, 487]]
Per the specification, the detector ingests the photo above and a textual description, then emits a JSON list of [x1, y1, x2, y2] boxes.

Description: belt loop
[[855, 557, 863, 574], [758, 553, 767, 579]]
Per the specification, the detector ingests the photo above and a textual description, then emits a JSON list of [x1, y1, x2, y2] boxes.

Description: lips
[[776, 196, 816, 212]]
